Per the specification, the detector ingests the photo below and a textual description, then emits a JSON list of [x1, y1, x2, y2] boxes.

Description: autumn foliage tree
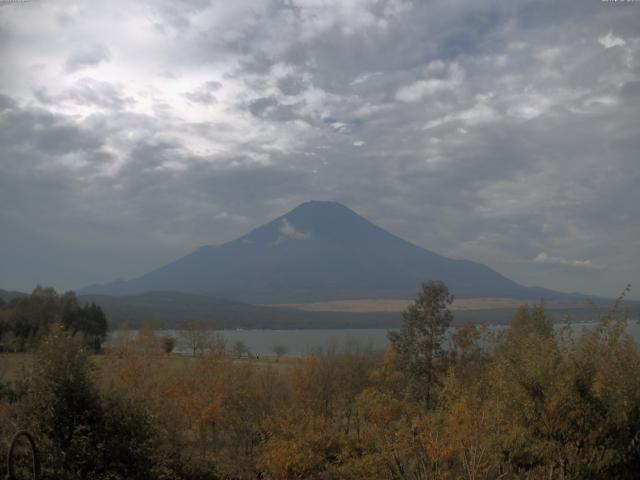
[[160, 335, 177, 354], [7, 281, 640, 480]]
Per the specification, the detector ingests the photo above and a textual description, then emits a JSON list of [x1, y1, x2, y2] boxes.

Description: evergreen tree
[[4, 287, 107, 352], [19, 323, 103, 479], [18, 324, 168, 480], [388, 280, 453, 408]]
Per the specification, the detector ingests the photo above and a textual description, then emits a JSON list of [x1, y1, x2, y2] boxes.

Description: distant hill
[[2, 288, 634, 330], [78, 291, 611, 330], [0, 288, 28, 302], [79, 201, 580, 303], [78, 291, 400, 329], [4, 287, 634, 331]]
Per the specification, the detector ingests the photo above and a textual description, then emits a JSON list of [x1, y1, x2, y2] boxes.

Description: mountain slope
[[78, 291, 401, 329], [78, 291, 612, 329], [0, 288, 28, 302], [79, 201, 565, 303]]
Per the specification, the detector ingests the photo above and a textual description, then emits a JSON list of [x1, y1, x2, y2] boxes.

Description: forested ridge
[[0, 286, 107, 352], [0, 283, 638, 479]]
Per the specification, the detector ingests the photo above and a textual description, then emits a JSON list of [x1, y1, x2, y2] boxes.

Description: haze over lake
[[111, 321, 640, 357]]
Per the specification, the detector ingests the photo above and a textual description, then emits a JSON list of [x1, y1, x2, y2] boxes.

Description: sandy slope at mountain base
[[266, 297, 584, 313]]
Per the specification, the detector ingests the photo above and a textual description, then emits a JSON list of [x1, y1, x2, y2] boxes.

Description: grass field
[[0, 352, 293, 385], [0, 353, 34, 383]]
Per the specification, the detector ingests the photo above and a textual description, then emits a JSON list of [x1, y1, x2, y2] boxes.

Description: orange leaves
[[89, 302, 640, 479], [258, 410, 342, 479], [171, 372, 223, 430], [591, 370, 606, 398], [355, 388, 405, 428], [99, 341, 231, 456], [291, 355, 320, 410], [162, 353, 229, 432]]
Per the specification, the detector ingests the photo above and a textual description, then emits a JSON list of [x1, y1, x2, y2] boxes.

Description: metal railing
[[5, 431, 39, 480]]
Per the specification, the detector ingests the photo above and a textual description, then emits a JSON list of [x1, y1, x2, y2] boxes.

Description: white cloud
[[293, 0, 388, 37], [395, 63, 464, 103], [275, 218, 311, 244], [424, 96, 498, 130], [598, 33, 626, 49], [330, 121, 349, 132], [506, 93, 554, 120], [533, 252, 595, 269]]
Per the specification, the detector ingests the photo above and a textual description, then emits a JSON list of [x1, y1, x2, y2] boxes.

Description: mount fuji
[[79, 201, 564, 303]]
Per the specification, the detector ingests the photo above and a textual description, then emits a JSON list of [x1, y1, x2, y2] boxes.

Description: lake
[[109, 320, 640, 357]]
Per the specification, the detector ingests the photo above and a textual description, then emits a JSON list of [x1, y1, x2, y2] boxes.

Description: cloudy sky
[[1, 0, 639, 300]]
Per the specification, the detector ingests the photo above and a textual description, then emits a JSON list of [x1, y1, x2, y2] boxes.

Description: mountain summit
[[79, 201, 555, 302]]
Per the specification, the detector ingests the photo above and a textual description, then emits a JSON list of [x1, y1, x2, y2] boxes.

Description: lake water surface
[[109, 321, 640, 357]]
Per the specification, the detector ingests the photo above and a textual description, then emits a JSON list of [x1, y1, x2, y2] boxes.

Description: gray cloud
[[620, 81, 640, 99], [0, 99, 104, 156], [65, 44, 111, 73], [184, 80, 222, 104], [0, 0, 639, 300], [277, 75, 305, 96], [35, 79, 135, 111]]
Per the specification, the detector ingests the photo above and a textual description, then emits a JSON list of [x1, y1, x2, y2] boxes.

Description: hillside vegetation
[[0, 286, 107, 352], [0, 283, 638, 479]]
